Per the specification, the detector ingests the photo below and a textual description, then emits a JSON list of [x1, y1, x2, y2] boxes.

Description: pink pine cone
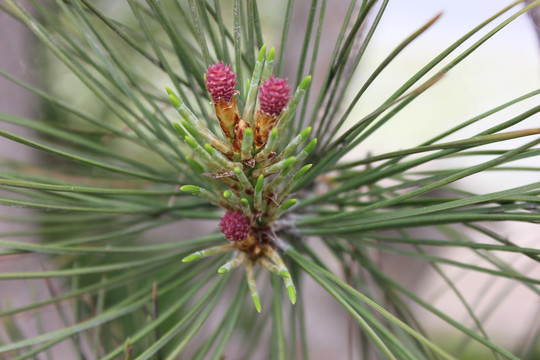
[[205, 62, 236, 103], [259, 76, 291, 116], [219, 210, 251, 241]]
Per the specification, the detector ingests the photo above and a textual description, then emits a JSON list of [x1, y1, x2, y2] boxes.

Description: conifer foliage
[[0, 1, 539, 359]]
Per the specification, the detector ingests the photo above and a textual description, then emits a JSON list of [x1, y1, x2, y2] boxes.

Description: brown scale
[[232, 119, 249, 153], [253, 110, 278, 148], [214, 97, 240, 142]]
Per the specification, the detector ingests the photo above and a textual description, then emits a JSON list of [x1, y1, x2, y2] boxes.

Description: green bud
[[180, 185, 200, 195], [283, 156, 295, 168], [182, 252, 202, 263], [279, 269, 291, 278], [300, 127, 312, 140], [185, 157, 204, 174], [299, 75, 312, 90], [280, 199, 297, 211], [204, 143, 216, 155], [262, 156, 295, 176], [257, 44, 267, 61], [262, 47, 276, 80], [293, 164, 312, 181], [303, 138, 317, 155], [266, 47, 275, 62], [252, 294, 262, 313], [240, 197, 252, 217], [166, 86, 181, 108], [173, 122, 187, 138], [185, 136, 198, 149], [223, 190, 232, 198], [181, 119, 204, 144], [255, 174, 264, 193], [287, 283, 297, 305]]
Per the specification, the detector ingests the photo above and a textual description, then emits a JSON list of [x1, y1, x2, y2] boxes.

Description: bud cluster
[[167, 45, 314, 311]]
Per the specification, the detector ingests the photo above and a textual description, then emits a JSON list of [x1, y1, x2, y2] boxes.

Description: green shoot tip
[[217, 267, 228, 274]]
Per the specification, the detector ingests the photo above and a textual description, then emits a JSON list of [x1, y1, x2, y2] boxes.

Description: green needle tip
[[252, 295, 262, 313], [180, 185, 200, 195], [300, 127, 312, 139], [182, 252, 201, 263], [299, 75, 312, 89], [279, 269, 291, 278], [267, 47, 275, 61], [280, 199, 297, 211], [165, 87, 181, 108], [287, 285, 297, 305], [257, 45, 267, 61]]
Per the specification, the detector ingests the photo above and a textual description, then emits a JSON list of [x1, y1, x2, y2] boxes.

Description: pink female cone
[[254, 76, 291, 147], [205, 62, 240, 142]]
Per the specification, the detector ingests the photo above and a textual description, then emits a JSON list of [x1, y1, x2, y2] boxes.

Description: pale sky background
[[345, 0, 540, 194]]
